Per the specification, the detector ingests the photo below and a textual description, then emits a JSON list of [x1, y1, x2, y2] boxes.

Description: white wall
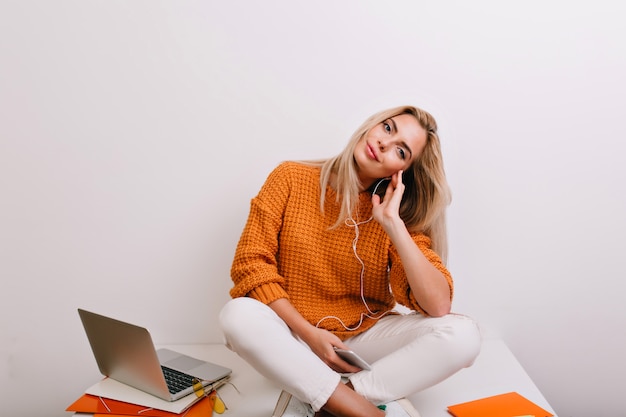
[[1, 1, 625, 416]]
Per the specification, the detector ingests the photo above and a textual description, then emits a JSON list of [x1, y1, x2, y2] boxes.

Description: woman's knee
[[220, 297, 254, 326], [442, 314, 482, 367], [219, 297, 264, 343], [219, 297, 287, 349]]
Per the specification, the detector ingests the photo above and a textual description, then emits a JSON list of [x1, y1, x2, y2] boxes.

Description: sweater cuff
[[247, 283, 289, 305]]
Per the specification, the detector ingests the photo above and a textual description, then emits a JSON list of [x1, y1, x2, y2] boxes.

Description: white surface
[[410, 339, 556, 417], [161, 338, 557, 417]]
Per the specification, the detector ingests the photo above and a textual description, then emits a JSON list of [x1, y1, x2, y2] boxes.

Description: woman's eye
[[383, 122, 391, 133], [397, 147, 406, 160]]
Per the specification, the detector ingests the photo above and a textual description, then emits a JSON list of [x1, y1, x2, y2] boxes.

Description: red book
[[67, 392, 215, 417]]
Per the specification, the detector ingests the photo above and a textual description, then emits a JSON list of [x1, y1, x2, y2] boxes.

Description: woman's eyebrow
[[389, 117, 414, 159]]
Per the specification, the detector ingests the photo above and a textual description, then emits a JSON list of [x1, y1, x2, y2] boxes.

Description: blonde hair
[[307, 105, 452, 262]]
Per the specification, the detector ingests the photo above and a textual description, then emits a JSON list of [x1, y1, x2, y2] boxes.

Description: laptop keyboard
[[161, 365, 196, 394]]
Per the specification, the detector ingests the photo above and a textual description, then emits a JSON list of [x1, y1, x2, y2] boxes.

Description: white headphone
[[316, 177, 393, 331]]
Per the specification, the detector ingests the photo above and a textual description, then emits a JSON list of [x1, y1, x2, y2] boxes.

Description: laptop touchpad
[[165, 355, 205, 371]]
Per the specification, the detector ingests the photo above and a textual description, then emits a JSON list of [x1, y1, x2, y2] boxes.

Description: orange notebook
[[67, 393, 214, 417], [447, 392, 553, 417]]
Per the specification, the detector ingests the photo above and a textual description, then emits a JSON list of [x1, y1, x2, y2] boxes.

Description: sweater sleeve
[[388, 233, 454, 315], [229, 163, 292, 304]]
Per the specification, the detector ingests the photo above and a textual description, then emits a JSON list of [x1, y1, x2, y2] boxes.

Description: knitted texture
[[230, 162, 453, 340]]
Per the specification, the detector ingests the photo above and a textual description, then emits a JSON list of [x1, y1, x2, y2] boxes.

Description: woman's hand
[[303, 326, 362, 374], [370, 171, 452, 316], [269, 298, 362, 373], [372, 170, 405, 230]]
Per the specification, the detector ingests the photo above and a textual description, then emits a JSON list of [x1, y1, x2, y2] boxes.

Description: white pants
[[219, 297, 481, 412]]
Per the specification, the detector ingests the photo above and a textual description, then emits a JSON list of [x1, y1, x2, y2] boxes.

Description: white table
[[160, 338, 557, 417], [409, 338, 556, 416]]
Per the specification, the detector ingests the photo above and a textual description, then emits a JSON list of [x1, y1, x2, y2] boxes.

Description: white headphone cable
[[316, 177, 393, 331]]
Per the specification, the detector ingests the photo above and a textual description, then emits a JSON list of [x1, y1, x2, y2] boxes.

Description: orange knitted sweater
[[230, 162, 453, 340]]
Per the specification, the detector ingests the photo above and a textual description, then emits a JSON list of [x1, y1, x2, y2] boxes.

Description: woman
[[219, 105, 481, 417]]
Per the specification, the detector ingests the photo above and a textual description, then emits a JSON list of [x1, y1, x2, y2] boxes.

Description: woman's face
[[354, 113, 427, 189]]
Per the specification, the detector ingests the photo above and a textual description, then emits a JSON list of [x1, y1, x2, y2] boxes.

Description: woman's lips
[[366, 143, 379, 161]]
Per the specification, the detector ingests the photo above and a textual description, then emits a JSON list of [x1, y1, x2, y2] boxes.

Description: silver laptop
[[78, 308, 232, 402]]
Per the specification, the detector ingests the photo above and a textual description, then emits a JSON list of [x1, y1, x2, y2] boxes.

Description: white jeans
[[219, 297, 481, 412]]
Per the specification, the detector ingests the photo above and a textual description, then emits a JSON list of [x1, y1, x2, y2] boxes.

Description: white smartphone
[[333, 348, 372, 371]]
